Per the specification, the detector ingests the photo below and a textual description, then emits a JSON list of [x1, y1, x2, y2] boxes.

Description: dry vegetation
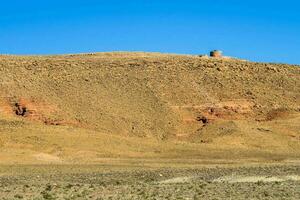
[[0, 164, 299, 199], [0, 52, 299, 199], [0, 52, 299, 164]]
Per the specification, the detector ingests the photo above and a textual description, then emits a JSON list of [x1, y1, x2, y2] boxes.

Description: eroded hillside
[[0, 52, 299, 163]]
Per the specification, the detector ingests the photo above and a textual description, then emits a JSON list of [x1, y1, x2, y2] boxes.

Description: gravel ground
[[0, 164, 299, 199]]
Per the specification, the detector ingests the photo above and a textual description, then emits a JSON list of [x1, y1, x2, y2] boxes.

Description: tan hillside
[[0, 52, 299, 164]]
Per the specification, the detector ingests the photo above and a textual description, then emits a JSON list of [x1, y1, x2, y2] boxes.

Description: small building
[[210, 50, 222, 58]]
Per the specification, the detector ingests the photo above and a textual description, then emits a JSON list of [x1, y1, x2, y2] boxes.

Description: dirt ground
[[1, 52, 299, 140], [0, 163, 299, 199], [0, 52, 299, 199], [0, 52, 299, 164]]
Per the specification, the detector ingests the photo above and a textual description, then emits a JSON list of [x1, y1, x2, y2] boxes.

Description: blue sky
[[0, 0, 299, 64]]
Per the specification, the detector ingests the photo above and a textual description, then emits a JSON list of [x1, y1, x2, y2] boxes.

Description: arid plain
[[0, 52, 299, 199]]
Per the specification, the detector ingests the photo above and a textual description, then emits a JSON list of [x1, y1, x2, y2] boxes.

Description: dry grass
[[0, 52, 299, 164], [0, 164, 299, 199]]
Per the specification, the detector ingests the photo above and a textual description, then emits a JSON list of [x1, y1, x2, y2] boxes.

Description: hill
[[0, 52, 299, 164]]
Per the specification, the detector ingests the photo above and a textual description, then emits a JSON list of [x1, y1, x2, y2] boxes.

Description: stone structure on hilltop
[[210, 50, 223, 58]]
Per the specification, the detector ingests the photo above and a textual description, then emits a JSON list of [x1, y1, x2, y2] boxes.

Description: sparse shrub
[[14, 194, 23, 199]]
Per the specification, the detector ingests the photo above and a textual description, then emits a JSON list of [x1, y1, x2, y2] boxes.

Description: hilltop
[[0, 52, 299, 164]]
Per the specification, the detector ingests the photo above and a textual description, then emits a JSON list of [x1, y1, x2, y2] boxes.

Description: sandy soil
[[0, 52, 299, 199], [0, 163, 299, 199]]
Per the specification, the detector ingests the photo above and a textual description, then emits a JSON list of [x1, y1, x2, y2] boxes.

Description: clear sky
[[0, 0, 299, 64]]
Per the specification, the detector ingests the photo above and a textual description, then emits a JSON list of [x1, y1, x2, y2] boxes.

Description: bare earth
[[0, 52, 299, 199], [0, 163, 299, 199]]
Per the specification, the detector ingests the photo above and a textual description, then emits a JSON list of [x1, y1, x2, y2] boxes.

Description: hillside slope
[[0, 52, 299, 164]]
